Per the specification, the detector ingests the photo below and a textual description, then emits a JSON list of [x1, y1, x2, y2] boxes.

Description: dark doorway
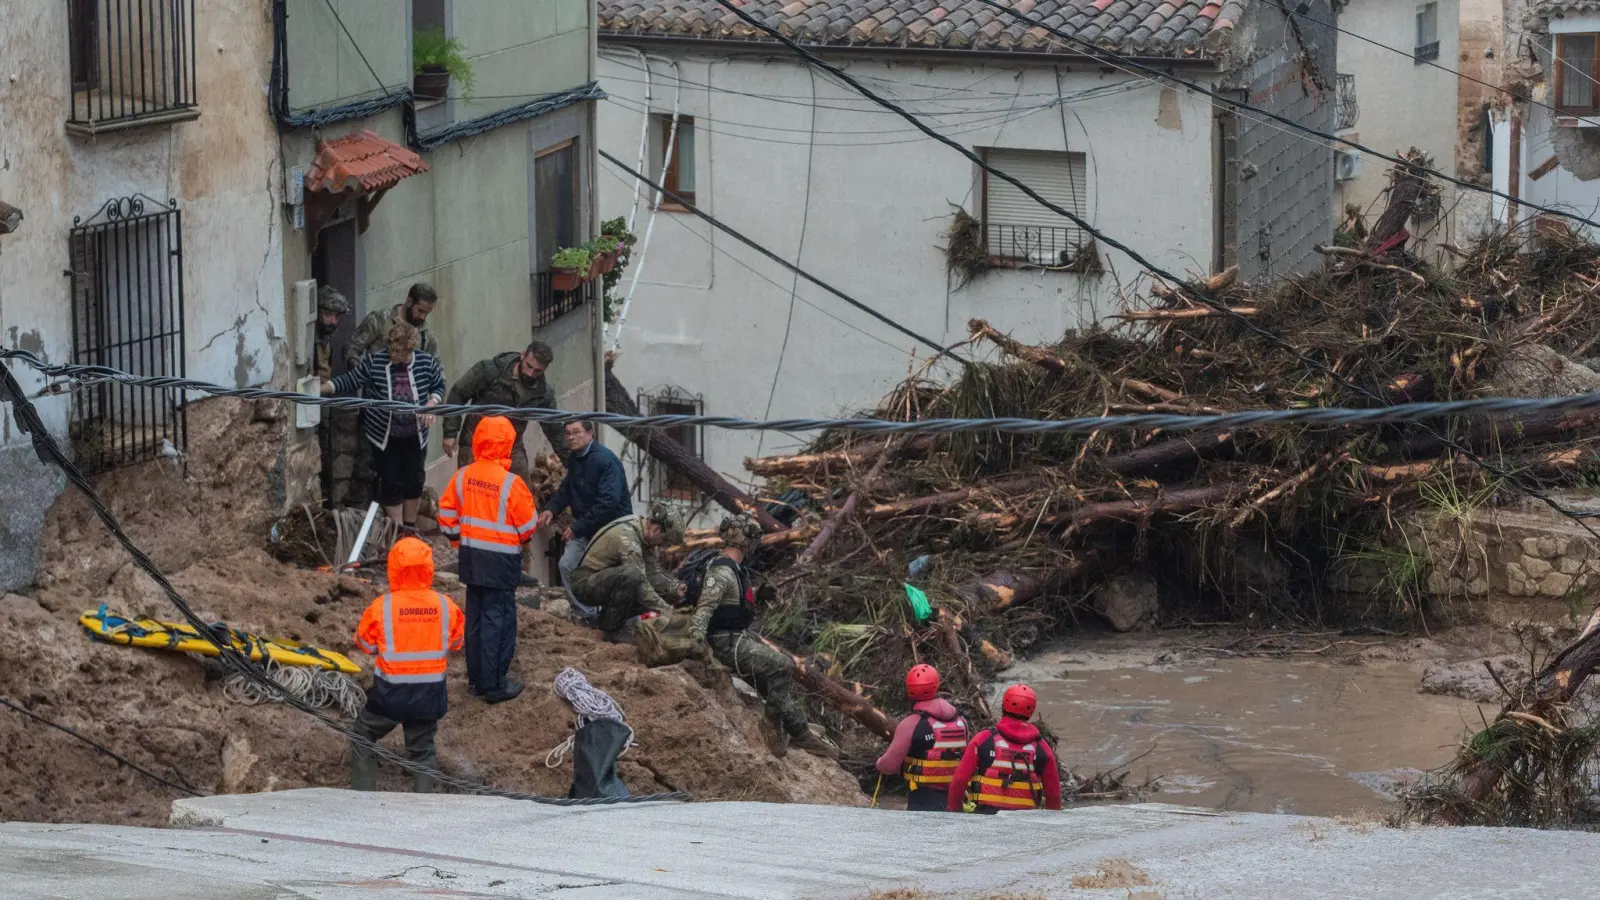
[[313, 218, 360, 377]]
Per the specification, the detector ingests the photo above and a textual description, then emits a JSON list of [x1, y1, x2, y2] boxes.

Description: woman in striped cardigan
[[323, 321, 446, 530]]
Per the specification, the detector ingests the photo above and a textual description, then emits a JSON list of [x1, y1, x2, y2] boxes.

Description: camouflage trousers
[[708, 631, 807, 739], [572, 566, 674, 635]]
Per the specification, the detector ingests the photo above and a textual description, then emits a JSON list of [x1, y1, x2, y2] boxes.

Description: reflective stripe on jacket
[[967, 735, 1045, 810], [903, 711, 970, 789], [438, 416, 537, 589], [354, 537, 466, 722]]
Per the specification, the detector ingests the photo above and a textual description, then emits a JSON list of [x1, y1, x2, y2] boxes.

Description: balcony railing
[[67, 0, 199, 134], [985, 224, 1086, 267], [1336, 73, 1359, 131], [533, 270, 597, 327], [1414, 41, 1440, 63]]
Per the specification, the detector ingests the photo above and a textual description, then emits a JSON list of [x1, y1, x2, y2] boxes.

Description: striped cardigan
[[330, 348, 447, 451]]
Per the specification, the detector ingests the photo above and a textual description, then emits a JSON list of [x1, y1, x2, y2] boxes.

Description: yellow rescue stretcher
[[80, 605, 361, 674]]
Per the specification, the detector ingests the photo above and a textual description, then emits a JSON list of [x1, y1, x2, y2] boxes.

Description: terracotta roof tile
[[598, 0, 1245, 57], [306, 130, 429, 195]]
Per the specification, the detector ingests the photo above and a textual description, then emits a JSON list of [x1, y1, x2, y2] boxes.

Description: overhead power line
[[711, 0, 1600, 535], [961, 0, 1600, 234], [0, 696, 203, 797], [597, 151, 962, 361], [18, 348, 1600, 441]]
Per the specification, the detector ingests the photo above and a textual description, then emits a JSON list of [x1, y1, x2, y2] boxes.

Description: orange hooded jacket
[[437, 415, 537, 588], [354, 537, 465, 721]]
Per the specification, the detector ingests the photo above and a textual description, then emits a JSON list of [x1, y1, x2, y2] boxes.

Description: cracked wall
[[0, 0, 285, 589]]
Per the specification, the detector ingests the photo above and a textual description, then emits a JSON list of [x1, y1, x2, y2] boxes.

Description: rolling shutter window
[[983, 149, 1088, 263]]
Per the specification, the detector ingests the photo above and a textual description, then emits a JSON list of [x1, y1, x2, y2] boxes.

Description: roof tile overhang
[[306, 129, 429, 195]]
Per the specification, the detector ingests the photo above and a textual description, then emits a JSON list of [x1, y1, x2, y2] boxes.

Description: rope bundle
[[544, 667, 636, 768], [221, 659, 366, 719]]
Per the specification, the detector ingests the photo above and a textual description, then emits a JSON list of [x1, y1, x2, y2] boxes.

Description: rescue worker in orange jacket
[[437, 415, 537, 703], [876, 664, 969, 811], [947, 683, 1063, 813], [350, 537, 466, 793]]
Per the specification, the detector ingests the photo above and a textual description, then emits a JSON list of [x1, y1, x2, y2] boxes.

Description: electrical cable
[[958, 0, 1600, 235], [0, 365, 687, 806], [0, 696, 202, 797], [321, 0, 393, 98], [713, 0, 1600, 535], [1261, 0, 1600, 130], [597, 152, 963, 361], [25, 348, 1600, 441], [594, 164, 909, 354]]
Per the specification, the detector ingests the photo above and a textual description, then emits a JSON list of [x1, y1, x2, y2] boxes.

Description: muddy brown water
[[1028, 654, 1495, 817]]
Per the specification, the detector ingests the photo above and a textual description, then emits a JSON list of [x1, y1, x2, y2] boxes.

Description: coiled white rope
[[221, 659, 366, 719], [544, 667, 636, 768]]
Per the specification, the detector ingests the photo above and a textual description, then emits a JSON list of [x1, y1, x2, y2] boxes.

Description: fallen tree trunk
[[668, 525, 818, 556], [861, 475, 1045, 520], [1065, 484, 1239, 529], [955, 551, 1103, 611], [797, 438, 897, 565], [969, 318, 1072, 375], [1114, 306, 1258, 321], [1099, 432, 1234, 476], [605, 364, 785, 532], [1390, 409, 1600, 460], [758, 636, 896, 740], [745, 436, 935, 477]]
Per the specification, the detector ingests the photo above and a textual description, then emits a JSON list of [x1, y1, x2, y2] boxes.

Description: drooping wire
[[0, 364, 687, 806], [0, 696, 203, 797]]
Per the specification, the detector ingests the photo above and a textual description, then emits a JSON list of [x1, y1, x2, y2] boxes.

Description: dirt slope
[[0, 399, 863, 825]]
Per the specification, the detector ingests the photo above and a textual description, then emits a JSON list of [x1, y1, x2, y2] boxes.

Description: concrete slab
[[1, 789, 1596, 898]]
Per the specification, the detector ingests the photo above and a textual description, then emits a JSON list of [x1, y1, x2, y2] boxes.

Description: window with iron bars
[[632, 386, 703, 503], [1335, 74, 1359, 131], [66, 0, 199, 135], [67, 195, 188, 475], [980, 147, 1092, 269]]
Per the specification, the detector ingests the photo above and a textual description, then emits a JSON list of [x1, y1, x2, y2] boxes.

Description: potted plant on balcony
[[550, 246, 593, 292], [591, 235, 621, 274], [413, 28, 474, 102]]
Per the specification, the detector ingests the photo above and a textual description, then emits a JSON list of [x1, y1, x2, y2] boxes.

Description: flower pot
[[413, 67, 450, 102], [587, 256, 605, 281], [596, 249, 619, 274], [551, 266, 583, 292]]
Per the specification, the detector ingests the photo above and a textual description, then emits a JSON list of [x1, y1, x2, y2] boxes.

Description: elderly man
[[312, 285, 350, 379], [538, 420, 631, 616]]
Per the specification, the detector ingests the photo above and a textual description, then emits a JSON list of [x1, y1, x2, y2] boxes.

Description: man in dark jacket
[[441, 342, 565, 478], [538, 420, 631, 614]]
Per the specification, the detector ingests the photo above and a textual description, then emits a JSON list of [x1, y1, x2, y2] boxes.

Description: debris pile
[[715, 159, 1600, 743]]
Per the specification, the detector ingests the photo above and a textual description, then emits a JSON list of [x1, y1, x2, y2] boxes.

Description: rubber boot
[[790, 725, 841, 760], [412, 770, 439, 793], [759, 716, 789, 759], [350, 751, 378, 791]]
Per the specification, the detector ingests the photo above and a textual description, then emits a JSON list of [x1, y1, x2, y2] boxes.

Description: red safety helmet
[[1001, 684, 1037, 718], [905, 664, 941, 701]]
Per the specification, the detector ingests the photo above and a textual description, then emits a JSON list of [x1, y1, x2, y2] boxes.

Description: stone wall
[[1422, 508, 1600, 602]]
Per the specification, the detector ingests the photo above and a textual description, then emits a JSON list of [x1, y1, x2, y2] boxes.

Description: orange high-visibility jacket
[[355, 537, 465, 687], [437, 416, 537, 586]]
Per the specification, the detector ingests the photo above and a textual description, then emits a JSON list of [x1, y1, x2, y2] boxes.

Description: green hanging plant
[[412, 28, 475, 98]]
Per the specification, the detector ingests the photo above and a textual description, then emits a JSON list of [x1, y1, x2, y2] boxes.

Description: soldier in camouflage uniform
[[689, 514, 840, 759], [440, 342, 565, 477], [345, 283, 439, 368], [313, 285, 350, 380], [569, 501, 685, 639]]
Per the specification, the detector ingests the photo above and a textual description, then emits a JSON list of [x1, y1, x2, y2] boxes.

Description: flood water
[[1028, 653, 1495, 817]]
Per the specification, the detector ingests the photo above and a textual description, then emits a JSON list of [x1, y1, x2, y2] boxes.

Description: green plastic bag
[[903, 583, 933, 622]]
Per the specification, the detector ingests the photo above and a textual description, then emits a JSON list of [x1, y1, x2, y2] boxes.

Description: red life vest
[[901, 710, 969, 790], [967, 734, 1045, 810]]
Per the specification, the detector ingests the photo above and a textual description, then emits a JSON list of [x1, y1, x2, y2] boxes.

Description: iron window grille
[[67, 195, 187, 475], [66, 0, 199, 134], [979, 147, 1091, 269], [1335, 74, 1359, 131], [632, 385, 703, 503], [533, 270, 597, 327]]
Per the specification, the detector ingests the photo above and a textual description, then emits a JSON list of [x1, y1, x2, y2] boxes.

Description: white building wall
[[0, 0, 284, 588], [596, 50, 1215, 508], [1335, 0, 1466, 247]]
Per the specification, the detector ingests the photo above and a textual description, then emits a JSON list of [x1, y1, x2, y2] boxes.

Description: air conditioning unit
[[1335, 149, 1361, 183]]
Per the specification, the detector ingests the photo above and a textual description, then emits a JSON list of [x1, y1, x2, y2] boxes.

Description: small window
[[654, 115, 696, 207], [1415, 3, 1439, 63], [634, 387, 703, 503], [67, 0, 199, 134], [980, 148, 1089, 267], [1557, 34, 1600, 115]]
